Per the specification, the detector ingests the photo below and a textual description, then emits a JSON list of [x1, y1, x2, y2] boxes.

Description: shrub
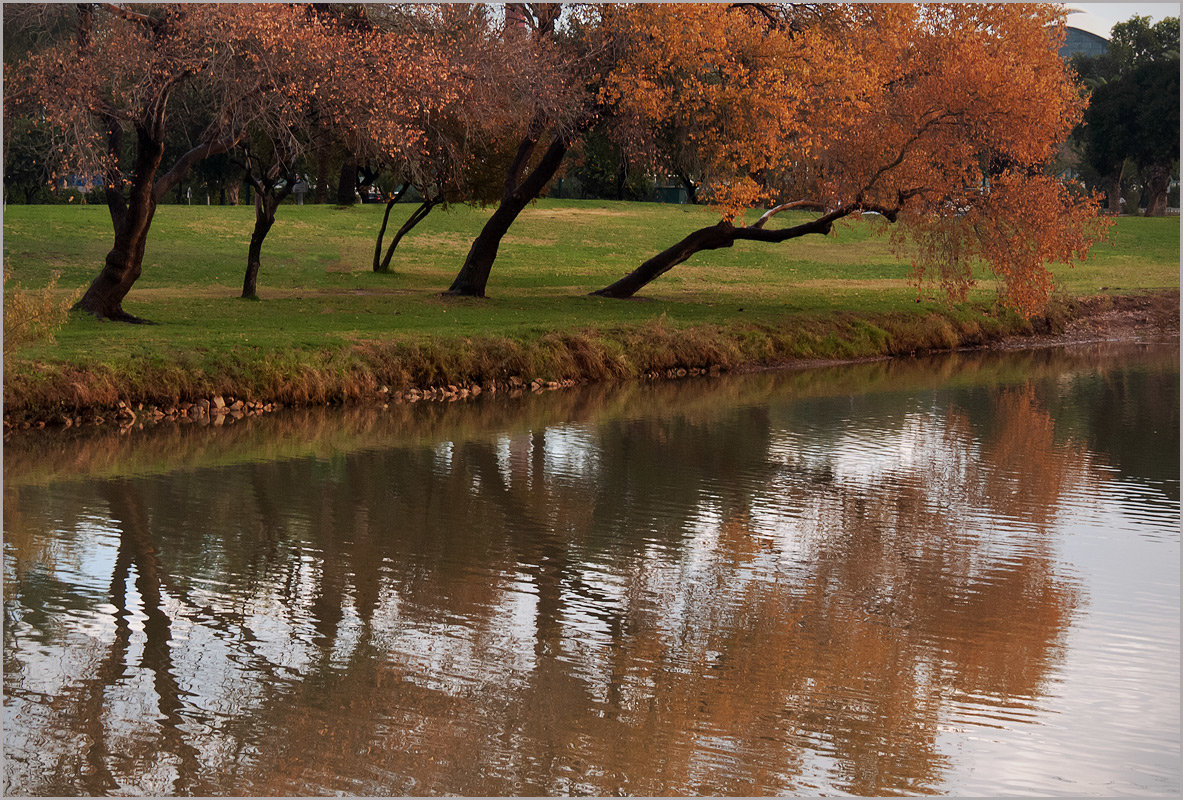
[[3, 263, 76, 354]]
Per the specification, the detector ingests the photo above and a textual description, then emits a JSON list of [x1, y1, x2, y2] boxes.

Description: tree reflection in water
[[4, 343, 1177, 796]]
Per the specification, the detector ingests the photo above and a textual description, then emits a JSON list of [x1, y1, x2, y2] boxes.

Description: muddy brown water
[[4, 340, 1179, 795]]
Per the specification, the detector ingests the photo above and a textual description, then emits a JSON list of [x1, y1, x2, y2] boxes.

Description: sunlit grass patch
[[2, 199, 1176, 418]]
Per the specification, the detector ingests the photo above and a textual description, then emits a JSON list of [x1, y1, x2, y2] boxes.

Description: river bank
[[4, 289, 1176, 432]]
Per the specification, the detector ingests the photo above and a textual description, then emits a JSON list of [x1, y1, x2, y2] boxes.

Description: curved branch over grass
[[592, 203, 897, 299]]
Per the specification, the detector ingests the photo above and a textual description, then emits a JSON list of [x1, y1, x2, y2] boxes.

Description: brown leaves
[[8, 3, 1108, 315], [600, 3, 1105, 313]]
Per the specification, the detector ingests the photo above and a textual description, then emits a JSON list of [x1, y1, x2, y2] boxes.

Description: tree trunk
[[357, 163, 379, 202], [1143, 163, 1171, 216], [336, 154, 357, 206], [676, 169, 699, 204], [242, 181, 293, 298], [1105, 167, 1124, 214], [314, 132, 330, 204], [592, 221, 739, 298], [72, 84, 234, 322], [592, 207, 854, 298], [378, 199, 438, 272], [242, 206, 276, 299], [448, 134, 571, 297], [372, 185, 410, 271], [448, 206, 517, 296], [74, 124, 164, 323]]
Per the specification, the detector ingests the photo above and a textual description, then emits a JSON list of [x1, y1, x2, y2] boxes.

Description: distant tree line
[[1069, 15, 1180, 215], [4, 3, 1108, 322]]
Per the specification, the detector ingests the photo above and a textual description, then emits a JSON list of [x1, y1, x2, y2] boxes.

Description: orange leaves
[[971, 172, 1110, 315], [596, 3, 1104, 314], [600, 3, 821, 201], [898, 172, 1110, 317], [702, 177, 770, 224]]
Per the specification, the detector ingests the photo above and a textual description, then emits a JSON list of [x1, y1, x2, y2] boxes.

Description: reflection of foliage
[[2, 348, 1136, 795], [9, 341, 1172, 489]]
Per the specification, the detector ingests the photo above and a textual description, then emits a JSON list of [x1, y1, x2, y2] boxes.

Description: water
[[4, 341, 1179, 796]]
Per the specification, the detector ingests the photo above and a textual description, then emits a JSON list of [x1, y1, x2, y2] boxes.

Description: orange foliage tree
[[237, 4, 464, 290], [592, 3, 1108, 317]]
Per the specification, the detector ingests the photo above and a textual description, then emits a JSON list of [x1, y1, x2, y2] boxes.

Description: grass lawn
[[3, 198, 1178, 416]]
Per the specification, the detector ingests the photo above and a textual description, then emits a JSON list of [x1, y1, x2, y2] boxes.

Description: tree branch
[[503, 113, 546, 199], [751, 200, 828, 229], [858, 111, 956, 200], [100, 2, 154, 28], [153, 133, 237, 201]]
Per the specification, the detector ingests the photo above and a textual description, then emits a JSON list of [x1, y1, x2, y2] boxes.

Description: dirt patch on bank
[[989, 290, 1179, 350]]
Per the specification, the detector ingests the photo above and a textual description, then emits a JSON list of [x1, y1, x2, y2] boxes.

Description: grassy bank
[[8, 339, 1175, 486], [3, 200, 1178, 424]]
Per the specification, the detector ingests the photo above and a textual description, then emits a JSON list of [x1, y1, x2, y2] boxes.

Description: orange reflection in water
[[4, 343, 1177, 796]]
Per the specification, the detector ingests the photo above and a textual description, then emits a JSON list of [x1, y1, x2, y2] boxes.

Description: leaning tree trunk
[[71, 82, 234, 322], [74, 202, 160, 322], [592, 206, 859, 299], [447, 134, 571, 297], [74, 123, 165, 323], [242, 210, 275, 299], [592, 222, 740, 298], [242, 183, 293, 299], [377, 199, 438, 272]]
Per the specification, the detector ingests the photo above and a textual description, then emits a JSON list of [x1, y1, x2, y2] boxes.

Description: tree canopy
[[592, 4, 1106, 315], [1072, 14, 1180, 216], [5, 3, 1111, 320]]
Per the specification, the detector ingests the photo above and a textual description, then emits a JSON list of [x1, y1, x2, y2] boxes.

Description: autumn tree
[[445, 2, 603, 297], [5, 3, 311, 321], [234, 138, 301, 300], [361, 4, 518, 273], [229, 7, 346, 299], [592, 4, 1106, 317]]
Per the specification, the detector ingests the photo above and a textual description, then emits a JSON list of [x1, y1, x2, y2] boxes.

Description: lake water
[[4, 340, 1179, 796]]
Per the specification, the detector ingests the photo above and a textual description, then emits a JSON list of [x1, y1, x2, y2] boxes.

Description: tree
[[591, 4, 1106, 318], [1073, 15, 1179, 215], [445, 2, 602, 297], [1126, 58, 1179, 216], [1076, 79, 1132, 214], [6, 3, 312, 321], [566, 123, 655, 202], [235, 140, 299, 300], [1107, 14, 1180, 69], [2, 117, 62, 204], [363, 4, 517, 273], [226, 7, 338, 299]]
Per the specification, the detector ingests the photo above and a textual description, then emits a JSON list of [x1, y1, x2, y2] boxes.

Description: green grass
[[2, 199, 1178, 418]]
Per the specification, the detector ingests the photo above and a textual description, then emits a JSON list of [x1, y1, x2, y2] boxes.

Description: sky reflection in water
[[4, 341, 1179, 796]]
